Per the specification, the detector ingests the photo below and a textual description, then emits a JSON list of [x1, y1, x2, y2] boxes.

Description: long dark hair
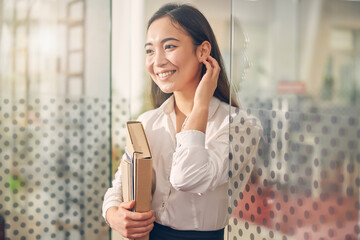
[[147, 3, 239, 108]]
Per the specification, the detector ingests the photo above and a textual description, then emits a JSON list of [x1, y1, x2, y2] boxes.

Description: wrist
[[192, 103, 209, 115], [183, 105, 209, 133], [106, 206, 118, 226]]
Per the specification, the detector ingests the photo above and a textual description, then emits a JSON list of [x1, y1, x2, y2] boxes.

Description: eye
[[165, 45, 176, 50], [145, 49, 154, 54]]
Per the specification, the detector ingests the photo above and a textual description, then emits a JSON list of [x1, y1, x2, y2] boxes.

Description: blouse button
[[161, 202, 165, 207]]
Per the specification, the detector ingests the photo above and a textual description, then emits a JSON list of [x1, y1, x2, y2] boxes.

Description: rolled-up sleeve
[[170, 129, 229, 194], [101, 159, 124, 223]]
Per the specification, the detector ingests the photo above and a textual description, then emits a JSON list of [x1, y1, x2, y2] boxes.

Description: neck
[[173, 91, 194, 117]]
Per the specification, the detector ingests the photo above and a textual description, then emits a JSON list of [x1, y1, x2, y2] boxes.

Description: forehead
[[146, 16, 190, 42]]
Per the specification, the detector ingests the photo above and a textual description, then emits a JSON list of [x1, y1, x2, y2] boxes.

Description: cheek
[[166, 52, 177, 62], [172, 50, 198, 70], [145, 58, 154, 74], [167, 53, 186, 69]]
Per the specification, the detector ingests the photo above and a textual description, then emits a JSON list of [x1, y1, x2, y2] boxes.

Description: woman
[[102, 3, 260, 240]]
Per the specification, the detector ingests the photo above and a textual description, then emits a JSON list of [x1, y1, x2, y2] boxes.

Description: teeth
[[158, 71, 174, 78]]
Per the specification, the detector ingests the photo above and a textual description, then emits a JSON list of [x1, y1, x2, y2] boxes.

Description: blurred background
[[0, 0, 359, 239]]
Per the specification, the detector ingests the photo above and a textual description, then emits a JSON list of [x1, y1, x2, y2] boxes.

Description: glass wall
[[228, 0, 360, 239], [1, 0, 359, 239], [0, 0, 110, 239], [112, 0, 359, 239]]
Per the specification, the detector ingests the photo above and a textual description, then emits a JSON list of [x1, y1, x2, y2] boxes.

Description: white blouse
[[102, 95, 261, 231]]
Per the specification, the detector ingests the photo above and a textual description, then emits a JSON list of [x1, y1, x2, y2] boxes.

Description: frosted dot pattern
[[0, 97, 110, 240], [111, 97, 131, 163], [228, 108, 360, 240]]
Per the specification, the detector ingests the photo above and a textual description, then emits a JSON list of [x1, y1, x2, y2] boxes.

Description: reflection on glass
[[229, 0, 359, 240]]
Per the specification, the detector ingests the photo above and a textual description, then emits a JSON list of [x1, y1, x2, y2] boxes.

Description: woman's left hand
[[193, 56, 220, 108]]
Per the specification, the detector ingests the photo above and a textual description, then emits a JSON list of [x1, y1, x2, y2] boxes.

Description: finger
[[126, 220, 154, 233], [206, 57, 220, 78], [204, 58, 220, 79], [122, 220, 154, 238], [126, 225, 154, 239], [203, 60, 220, 83], [120, 200, 135, 210], [202, 57, 212, 68], [202, 59, 214, 75], [125, 209, 155, 221], [207, 56, 220, 72], [205, 56, 217, 66], [124, 214, 155, 228]]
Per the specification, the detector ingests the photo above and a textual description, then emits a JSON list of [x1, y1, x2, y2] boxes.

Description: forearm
[[102, 158, 124, 222]]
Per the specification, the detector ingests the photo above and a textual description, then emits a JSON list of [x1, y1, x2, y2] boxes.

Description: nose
[[154, 50, 167, 67]]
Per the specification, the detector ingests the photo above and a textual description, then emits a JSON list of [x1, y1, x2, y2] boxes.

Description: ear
[[196, 41, 211, 62]]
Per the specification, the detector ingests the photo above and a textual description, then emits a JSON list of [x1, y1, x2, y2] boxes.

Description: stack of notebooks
[[120, 121, 153, 240]]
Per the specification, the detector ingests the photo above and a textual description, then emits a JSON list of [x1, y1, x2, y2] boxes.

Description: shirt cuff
[[176, 130, 205, 148]]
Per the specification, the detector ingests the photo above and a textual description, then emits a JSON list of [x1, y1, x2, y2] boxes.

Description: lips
[[157, 70, 176, 79]]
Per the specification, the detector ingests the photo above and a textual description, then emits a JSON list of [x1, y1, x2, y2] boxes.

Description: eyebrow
[[144, 37, 180, 47]]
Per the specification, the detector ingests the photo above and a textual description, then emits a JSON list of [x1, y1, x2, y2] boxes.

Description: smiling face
[[145, 16, 202, 95]]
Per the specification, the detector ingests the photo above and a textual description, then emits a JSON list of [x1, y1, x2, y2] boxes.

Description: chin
[[159, 89, 173, 94], [158, 85, 174, 94]]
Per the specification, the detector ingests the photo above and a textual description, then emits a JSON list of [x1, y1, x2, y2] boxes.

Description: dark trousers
[[149, 222, 224, 240]]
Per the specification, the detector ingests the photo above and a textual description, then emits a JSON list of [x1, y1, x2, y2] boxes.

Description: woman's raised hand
[[193, 56, 220, 108], [106, 201, 155, 239], [182, 55, 220, 133]]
